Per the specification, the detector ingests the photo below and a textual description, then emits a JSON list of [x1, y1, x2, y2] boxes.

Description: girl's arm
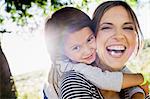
[[122, 73, 143, 89], [59, 61, 144, 92], [59, 61, 123, 91], [122, 66, 147, 98], [74, 63, 145, 92]]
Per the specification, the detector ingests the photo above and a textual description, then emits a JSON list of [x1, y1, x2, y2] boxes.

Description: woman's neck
[[95, 58, 117, 72]]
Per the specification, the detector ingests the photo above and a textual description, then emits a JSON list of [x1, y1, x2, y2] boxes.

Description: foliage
[[144, 39, 150, 49], [0, 15, 4, 24], [4, 0, 47, 25], [1, 0, 138, 30], [125, 0, 138, 6], [127, 40, 150, 84]]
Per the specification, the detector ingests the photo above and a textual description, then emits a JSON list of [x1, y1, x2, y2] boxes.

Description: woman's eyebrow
[[124, 22, 134, 25]]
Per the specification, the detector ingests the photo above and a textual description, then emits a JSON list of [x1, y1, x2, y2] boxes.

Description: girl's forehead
[[64, 27, 94, 45]]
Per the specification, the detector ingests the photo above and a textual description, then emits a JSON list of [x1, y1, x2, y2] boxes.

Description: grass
[[14, 70, 47, 99]]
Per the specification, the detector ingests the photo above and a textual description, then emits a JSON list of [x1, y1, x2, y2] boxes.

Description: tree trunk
[[0, 45, 17, 99]]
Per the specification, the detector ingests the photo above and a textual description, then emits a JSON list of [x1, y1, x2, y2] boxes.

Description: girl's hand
[[140, 82, 149, 96]]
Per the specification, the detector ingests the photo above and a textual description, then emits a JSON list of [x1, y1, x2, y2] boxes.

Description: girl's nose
[[83, 44, 91, 55]]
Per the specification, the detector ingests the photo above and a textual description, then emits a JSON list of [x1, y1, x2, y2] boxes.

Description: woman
[[92, 1, 148, 98]]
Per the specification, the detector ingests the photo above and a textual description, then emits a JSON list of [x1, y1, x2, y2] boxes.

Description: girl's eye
[[87, 36, 95, 43], [72, 46, 80, 51]]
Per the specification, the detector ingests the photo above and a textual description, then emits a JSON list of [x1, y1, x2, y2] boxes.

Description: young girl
[[43, 7, 147, 99]]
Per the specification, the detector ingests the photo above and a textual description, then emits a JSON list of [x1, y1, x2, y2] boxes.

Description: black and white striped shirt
[[59, 70, 103, 99]]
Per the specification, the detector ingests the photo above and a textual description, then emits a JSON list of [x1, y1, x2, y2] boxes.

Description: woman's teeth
[[107, 45, 125, 51], [107, 45, 126, 57]]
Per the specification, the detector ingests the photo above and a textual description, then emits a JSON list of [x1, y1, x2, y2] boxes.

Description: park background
[[0, 0, 150, 99]]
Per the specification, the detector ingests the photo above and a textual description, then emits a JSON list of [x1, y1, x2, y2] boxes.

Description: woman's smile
[[106, 44, 126, 58]]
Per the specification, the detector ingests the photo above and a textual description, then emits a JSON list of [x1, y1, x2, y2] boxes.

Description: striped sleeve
[[59, 70, 103, 99]]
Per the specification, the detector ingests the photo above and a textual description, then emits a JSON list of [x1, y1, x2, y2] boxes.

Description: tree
[[0, 0, 71, 98], [0, 0, 48, 98], [0, 46, 17, 98]]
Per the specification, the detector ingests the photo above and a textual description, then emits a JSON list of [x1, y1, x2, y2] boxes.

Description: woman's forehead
[[99, 6, 133, 24]]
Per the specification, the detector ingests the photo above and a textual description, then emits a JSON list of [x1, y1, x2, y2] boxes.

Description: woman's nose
[[114, 29, 125, 40]]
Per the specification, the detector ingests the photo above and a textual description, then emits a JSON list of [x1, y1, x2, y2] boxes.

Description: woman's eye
[[123, 27, 134, 30]]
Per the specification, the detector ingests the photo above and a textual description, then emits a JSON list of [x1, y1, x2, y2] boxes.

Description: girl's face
[[64, 27, 96, 64], [96, 6, 137, 70]]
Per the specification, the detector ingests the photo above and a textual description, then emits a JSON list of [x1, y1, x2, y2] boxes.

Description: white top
[[57, 60, 123, 91]]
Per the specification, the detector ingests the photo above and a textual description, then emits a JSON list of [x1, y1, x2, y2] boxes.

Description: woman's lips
[[106, 45, 126, 58]]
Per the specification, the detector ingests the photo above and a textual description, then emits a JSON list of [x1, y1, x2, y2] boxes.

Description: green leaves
[[125, 0, 138, 6], [0, 15, 4, 24], [1, 0, 138, 28], [4, 0, 47, 25]]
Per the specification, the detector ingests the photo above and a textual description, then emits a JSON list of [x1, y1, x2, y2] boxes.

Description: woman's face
[[64, 27, 96, 64], [96, 6, 137, 70]]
